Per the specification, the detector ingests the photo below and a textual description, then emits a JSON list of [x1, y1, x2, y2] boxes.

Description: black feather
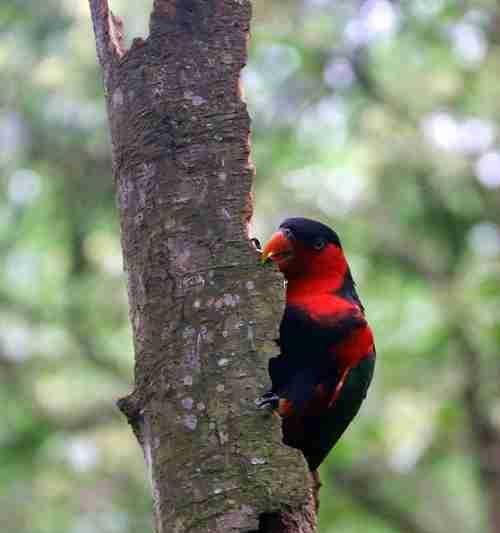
[[336, 269, 365, 313], [279, 217, 342, 249]]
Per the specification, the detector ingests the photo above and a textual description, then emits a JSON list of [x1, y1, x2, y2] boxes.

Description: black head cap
[[279, 217, 342, 249]]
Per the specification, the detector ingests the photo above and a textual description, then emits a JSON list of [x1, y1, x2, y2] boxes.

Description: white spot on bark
[[218, 430, 229, 445], [193, 299, 201, 309], [187, 351, 200, 373], [223, 293, 235, 307], [183, 326, 196, 339], [222, 330, 228, 338], [112, 87, 124, 107], [196, 329, 205, 358], [181, 397, 194, 410], [144, 437, 152, 479], [182, 326, 201, 373], [182, 273, 205, 290], [221, 207, 231, 220], [183, 375, 193, 386], [142, 161, 155, 178], [214, 488, 223, 495], [246, 280, 255, 291], [175, 248, 191, 271], [247, 325, 256, 351], [250, 457, 266, 465], [183, 414, 198, 431], [192, 95, 205, 106], [164, 217, 176, 230], [117, 179, 134, 209], [138, 186, 146, 208], [142, 418, 160, 519], [216, 384, 225, 392], [196, 402, 205, 411], [218, 172, 227, 182], [218, 358, 229, 367], [183, 90, 206, 106]]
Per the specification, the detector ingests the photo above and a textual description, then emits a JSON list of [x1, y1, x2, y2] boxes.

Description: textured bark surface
[[88, 1, 316, 531]]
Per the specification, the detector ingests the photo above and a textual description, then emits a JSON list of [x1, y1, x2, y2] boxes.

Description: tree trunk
[[88, 1, 316, 531]]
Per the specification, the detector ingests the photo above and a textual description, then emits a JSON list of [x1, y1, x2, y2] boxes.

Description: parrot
[[256, 217, 375, 472]]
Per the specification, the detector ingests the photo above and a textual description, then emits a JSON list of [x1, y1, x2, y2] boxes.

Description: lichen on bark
[[88, 0, 316, 531]]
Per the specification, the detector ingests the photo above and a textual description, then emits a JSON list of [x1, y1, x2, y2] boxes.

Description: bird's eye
[[313, 238, 326, 251]]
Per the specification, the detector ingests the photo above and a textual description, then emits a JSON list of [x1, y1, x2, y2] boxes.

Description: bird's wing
[[268, 354, 320, 411], [270, 304, 367, 413], [299, 352, 375, 470], [325, 321, 375, 409]]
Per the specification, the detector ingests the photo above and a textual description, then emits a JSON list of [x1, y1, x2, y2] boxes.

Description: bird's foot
[[250, 237, 262, 253], [255, 391, 279, 409]]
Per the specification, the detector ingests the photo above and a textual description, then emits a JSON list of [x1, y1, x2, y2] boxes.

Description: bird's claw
[[250, 237, 262, 253], [255, 391, 280, 409]]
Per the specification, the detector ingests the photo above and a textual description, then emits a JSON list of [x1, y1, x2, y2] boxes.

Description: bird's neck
[[286, 270, 346, 303], [283, 243, 351, 306]]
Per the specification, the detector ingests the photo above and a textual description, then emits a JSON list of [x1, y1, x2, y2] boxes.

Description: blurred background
[[2, 0, 500, 532]]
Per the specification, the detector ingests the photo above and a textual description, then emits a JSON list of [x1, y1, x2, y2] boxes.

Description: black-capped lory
[[257, 218, 375, 471]]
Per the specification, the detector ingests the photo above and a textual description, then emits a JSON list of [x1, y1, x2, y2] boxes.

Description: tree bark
[[88, 1, 316, 531]]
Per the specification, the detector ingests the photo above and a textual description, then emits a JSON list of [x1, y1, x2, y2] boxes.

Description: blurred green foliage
[[2, 1, 500, 532]]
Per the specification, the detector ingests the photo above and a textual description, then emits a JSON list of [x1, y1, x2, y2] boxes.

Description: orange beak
[[260, 231, 294, 265]]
